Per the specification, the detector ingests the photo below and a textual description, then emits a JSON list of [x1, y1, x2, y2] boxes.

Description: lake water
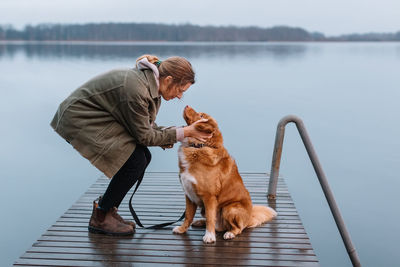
[[1, 42, 399, 267]]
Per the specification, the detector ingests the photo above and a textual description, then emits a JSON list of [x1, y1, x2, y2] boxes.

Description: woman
[[51, 55, 211, 236]]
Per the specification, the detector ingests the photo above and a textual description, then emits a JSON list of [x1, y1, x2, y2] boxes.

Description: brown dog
[[173, 106, 277, 243]]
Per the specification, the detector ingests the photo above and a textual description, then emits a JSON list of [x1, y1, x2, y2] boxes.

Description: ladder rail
[[267, 115, 361, 267]]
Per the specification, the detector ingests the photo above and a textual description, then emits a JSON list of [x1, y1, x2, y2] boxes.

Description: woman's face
[[159, 76, 192, 101]]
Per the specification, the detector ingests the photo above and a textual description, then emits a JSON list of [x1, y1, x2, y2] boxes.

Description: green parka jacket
[[50, 68, 177, 178]]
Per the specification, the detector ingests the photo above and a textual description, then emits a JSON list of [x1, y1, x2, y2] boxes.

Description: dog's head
[[183, 105, 223, 148]]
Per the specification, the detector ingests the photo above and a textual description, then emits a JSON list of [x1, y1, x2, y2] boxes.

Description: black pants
[[98, 145, 151, 212]]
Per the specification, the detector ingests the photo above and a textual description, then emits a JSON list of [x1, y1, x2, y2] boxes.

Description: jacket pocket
[[95, 121, 118, 142], [70, 128, 100, 164]]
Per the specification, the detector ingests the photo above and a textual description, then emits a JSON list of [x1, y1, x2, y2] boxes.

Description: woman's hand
[[183, 119, 213, 142], [160, 144, 174, 150]]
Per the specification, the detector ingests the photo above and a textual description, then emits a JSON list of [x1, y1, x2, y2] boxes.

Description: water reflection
[[0, 42, 309, 61], [87, 233, 134, 266]]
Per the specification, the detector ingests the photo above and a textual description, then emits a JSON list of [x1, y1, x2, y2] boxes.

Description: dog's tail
[[247, 205, 277, 228]]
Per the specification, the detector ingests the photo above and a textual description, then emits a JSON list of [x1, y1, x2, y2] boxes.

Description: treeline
[[0, 23, 323, 41], [0, 23, 399, 41]]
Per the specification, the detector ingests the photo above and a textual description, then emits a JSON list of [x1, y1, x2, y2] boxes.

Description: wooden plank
[[50, 223, 309, 234], [40, 231, 312, 245], [26, 246, 318, 262], [36, 235, 314, 250], [31, 241, 316, 256], [14, 172, 319, 266], [46, 228, 311, 240]]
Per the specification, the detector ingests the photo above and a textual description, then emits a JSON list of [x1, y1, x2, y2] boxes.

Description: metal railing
[[267, 115, 361, 267]]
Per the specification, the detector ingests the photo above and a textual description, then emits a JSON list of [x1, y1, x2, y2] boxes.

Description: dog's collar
[[187, 143, 218, 149], [188, 143, 205, 148]]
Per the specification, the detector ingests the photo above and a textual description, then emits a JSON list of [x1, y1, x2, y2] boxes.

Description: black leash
[[128, 173, 185, 229]]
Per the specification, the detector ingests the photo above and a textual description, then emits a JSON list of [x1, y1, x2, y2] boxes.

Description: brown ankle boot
[[93, 196, 135, 227], [111, 207, 136, 228], [88, 200, 134, 236]]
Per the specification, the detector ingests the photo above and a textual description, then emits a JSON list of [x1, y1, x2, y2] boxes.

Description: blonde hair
[[136, 54, 195, 85]]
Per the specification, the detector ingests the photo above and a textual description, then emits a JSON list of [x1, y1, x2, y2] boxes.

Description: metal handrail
[[267, 115, 361, 267]]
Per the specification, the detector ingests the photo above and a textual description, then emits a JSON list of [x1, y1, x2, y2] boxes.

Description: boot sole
[[88, 226, 135, 236]]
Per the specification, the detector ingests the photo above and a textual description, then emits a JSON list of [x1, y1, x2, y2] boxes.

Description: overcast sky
[[1, 0, 399, 36]]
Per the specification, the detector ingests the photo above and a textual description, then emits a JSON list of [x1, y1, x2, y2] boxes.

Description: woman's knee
[[142, 146, 152, 166], [136, 144, 151, 166]]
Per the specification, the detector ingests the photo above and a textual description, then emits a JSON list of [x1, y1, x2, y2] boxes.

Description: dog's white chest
[[178, 146, 201, 205], [180, 172, 201, 205]]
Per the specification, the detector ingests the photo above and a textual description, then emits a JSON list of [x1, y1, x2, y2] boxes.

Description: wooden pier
[[14, 172, 319, 266]]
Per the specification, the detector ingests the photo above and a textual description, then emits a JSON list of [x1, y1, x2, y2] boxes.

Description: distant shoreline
[[1, 40, 400, 45], [1, 23, 399, 42]]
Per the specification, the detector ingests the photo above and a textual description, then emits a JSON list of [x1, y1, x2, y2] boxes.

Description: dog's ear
[[195, 122, 214, 134]]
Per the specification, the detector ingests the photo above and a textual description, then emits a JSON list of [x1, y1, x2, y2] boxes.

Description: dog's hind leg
[[191, 219, 206, 227], [192, 209, 224, 230], [173, 196, 197, 234], [192, 206, 206, 227], [222, 202, 251, 240]]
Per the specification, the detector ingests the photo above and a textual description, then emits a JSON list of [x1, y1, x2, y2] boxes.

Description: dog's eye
[[200, 114, 203, 118]]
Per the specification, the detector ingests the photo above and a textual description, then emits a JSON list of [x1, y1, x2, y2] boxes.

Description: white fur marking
[[178, 146, 201, 205], [268, 207, 278, 218], [223, 231, 235, 240], [172, 226, 184, 234], [203, 230, 216, 243]]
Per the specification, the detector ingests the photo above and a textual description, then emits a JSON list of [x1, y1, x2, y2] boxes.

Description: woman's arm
[[118, 96, 177, 146]]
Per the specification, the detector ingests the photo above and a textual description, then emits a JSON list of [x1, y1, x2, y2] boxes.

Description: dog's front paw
[[203, 230, 216, 244], [172, 225, 187, 234], [223, 231, 236, 240]]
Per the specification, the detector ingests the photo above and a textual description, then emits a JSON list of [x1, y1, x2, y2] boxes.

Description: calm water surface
[[1, 42, 399, 266]]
